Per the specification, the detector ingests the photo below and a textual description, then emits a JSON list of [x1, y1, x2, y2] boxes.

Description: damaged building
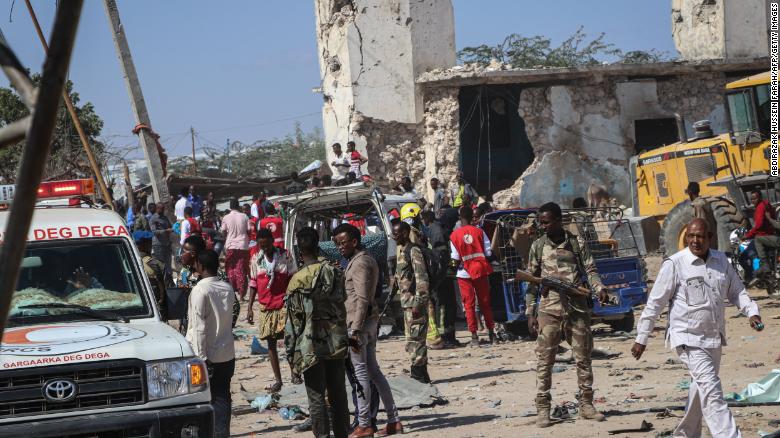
[[314, 0, 770, 208]]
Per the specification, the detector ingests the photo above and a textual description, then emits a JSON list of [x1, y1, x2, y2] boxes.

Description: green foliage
[[457, 27, 670, 68], [167, 123, 326, 179], [0, 75, 105, 183]]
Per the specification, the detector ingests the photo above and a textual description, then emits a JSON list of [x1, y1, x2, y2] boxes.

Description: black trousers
[[210, 359, 235, 438], [436, 278, 458, 334], [303, 359, 350, 438]]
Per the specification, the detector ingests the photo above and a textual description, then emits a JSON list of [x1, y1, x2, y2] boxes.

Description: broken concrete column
[[672, 0, 769, 60], [314, 0, 456, 186], [422, 87, 460, 197]]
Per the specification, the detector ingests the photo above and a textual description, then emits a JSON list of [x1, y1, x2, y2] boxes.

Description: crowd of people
[[119, 158, 780, 438]]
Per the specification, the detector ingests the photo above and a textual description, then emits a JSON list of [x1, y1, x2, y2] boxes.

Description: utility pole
[[225, 138, 231, 173], [190, 126, 196, 174], [102, 0, 169, 203]]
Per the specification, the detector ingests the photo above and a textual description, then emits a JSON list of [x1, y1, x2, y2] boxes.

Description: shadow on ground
[[434, 368, 526, 384]]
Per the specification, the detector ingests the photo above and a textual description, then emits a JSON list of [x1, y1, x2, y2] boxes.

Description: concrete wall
[[451, 72, 731, 209], [673, 0, 769, 60], [724, 0, 770, 59], [314, 0, 455, 179]]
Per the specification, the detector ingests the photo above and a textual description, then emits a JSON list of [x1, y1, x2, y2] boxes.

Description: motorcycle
[[729, 227, 780, 296]]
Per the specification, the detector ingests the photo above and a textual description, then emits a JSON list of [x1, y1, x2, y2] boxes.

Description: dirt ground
[[227, 255, 780, 437]]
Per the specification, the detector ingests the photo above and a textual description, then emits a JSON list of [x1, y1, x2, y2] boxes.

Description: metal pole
[[190, 126, 197, 174], [0, 0, 84, 337], [102, 0, 169, 203], [23, 0, 114, 210]]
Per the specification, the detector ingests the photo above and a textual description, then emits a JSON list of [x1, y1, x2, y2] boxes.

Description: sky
[[0, 1, 676, 160]]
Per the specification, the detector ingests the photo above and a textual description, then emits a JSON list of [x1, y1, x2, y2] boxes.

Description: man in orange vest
[[450, 206, 495, 346], [259, 204, 284, 249]]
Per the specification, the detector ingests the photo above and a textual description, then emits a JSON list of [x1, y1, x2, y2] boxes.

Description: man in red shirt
[[740, 189, 776, 283], [259, 204, 284, 249], [450, 206, 496, 346]]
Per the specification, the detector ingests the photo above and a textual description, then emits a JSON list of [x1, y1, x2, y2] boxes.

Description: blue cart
[[483, 208, 648, 332]]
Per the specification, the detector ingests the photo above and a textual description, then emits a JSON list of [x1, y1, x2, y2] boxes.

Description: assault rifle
[[514, 270, 591, 299], [345, 357, 365, 399]]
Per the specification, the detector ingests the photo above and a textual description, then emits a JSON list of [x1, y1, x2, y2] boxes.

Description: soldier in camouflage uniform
[[523, 202, 611, 427], [285, 227, 350, 438], [392, 220, 431, 383]]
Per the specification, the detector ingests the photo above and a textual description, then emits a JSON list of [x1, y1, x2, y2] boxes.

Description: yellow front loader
[[630, 72, 773, 255]]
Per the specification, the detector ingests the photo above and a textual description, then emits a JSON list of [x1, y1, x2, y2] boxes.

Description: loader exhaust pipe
[[675, 113, 688, 143]]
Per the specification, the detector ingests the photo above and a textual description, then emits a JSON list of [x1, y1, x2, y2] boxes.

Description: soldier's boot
[[578, 392, 605, 422], [443, 332, 463, 348], [535, 395, 552, 428], [410, 365, 431, 384], [488, 330, 497, 344]]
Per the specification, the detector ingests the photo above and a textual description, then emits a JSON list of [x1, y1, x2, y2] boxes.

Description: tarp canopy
[[165, 161, 322, 201]]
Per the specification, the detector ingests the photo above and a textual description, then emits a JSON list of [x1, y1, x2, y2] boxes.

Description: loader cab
[[725, 72, 770, 147]]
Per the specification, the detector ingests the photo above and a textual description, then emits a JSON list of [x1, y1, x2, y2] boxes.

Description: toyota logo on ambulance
[[42, 378, 78, 403]]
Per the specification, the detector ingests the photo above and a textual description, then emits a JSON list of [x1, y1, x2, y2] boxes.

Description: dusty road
[[227, 256, 780, 437]]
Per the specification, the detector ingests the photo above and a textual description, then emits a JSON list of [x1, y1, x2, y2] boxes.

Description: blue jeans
[[739, 241, 757, 281]]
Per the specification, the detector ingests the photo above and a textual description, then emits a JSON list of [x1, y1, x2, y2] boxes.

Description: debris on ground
[[726, 369, 780, 403], [676, 379, 691, 390], [279, 405, 307, 421], [250, 336, 269, 355], [608, 420, 654, 434], [378, 324, 394, 339], [744, 362, 766, 368], [249, 393, 279, 411], [233, 328, 254, 340], [664, 357, 682, 365], [551, 401, 578, 419]]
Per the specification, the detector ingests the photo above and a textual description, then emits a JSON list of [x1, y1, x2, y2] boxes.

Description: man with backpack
[[392, 220, 431, 384], [450, 206, 496, 346], [285, 227, 350, 438]]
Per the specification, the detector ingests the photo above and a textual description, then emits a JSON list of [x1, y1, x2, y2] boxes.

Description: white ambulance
[[0, 179, 213, 437]]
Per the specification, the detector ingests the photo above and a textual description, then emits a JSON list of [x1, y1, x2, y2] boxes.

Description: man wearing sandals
[[248, 228, 298, 392]]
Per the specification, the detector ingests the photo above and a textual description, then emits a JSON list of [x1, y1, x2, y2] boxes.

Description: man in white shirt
[[185, 249, 236, 438], [632, 218, 763, 438], [174, 187, 191, 221], [331, 142, 351, 181]]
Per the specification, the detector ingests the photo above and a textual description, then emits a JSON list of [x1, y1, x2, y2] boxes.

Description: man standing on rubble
[[632, 218, 762, 438], [523, 202, 610, 427], [392, 220, 431, 383]]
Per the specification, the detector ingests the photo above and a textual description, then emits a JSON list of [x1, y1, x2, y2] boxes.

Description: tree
[[457, 27, 670, 68], [166, 123, 326, 179], [0, 74, 106, 183]]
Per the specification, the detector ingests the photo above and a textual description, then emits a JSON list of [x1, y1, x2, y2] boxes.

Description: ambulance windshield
[[8, 239, 151, 325]]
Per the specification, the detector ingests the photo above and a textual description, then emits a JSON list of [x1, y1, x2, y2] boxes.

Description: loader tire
[[660, 197, 743, 257], [710, 197, 743, 253], [660, 200, 692, 257]]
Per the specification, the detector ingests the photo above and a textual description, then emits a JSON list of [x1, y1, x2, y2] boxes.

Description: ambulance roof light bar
[[0, 179, 95, 204]]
